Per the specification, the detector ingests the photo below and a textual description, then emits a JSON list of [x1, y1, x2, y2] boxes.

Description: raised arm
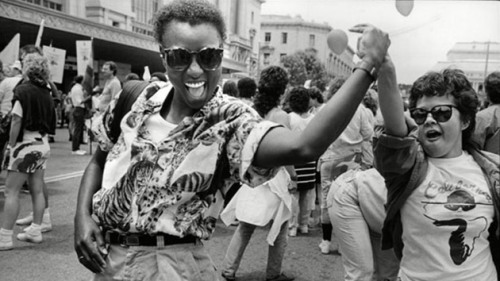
[[377, 55, 407, 137], [253, 25, 390, 168]]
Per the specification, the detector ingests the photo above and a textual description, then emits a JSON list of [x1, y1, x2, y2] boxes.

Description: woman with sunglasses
[[73, 0, 390, 280], [375, 55, 500, 280]]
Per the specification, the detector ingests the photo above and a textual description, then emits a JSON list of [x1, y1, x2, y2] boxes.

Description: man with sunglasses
[[73, 0, 391, 280], [374, 54, 500, 280]]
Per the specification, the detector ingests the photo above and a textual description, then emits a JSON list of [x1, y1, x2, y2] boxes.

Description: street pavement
[[0, 128, 344, 281]]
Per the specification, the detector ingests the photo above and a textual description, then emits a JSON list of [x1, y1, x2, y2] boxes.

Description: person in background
[[0, 60, 23, 172], [0, 53, 56, 250], [221, 65, 295, 281], [472, 71, 500, 154], [150, 72, 168, 82], [12, 45, 55, 233], [308, 86, 325, 115], [376, 53, 499, 280], [238, 77, 257, 105], [97, 61, 121, 112], [328, 168, 400, 280], [70, 75, 88, 155], [73, 0, 390, 279], [317, 77, 374, 254], [222, 80, 238, 97], [287, 86, 317, 237]]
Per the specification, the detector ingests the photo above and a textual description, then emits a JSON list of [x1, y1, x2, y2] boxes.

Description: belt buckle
[[124, 234, 140, 246]]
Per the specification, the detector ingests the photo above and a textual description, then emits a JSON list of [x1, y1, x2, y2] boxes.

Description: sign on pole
[[42, 45, 66, 84], [76, 40, 92, 77]]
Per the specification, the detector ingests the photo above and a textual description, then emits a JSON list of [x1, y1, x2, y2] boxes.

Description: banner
[[35, 19, 45, 47], [0, 33, 20, 67], [42, 45, 66, 84]]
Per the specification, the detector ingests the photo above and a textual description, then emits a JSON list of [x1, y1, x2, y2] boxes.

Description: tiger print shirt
[[91, 81, 280, 239]]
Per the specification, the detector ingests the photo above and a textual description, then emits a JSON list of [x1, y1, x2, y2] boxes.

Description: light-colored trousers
[[327, 169, 400, 281]]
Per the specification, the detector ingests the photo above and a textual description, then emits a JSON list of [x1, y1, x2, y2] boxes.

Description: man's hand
[[349, 24, 391, 69]]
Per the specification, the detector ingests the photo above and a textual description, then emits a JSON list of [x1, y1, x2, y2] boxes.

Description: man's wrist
[[353, 60, 378, 81]]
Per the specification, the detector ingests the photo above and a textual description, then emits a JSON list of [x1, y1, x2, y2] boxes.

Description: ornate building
[[260, 14, 354, 79], [0, 0, 264, 89], [432, 41, 500, 101]]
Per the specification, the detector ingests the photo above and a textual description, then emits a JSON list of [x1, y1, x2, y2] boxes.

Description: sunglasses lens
[[432, 106, 453, 123], [166, 49, 192, 70], [410, 109, 427, 125], [198, 48, 223, 70]]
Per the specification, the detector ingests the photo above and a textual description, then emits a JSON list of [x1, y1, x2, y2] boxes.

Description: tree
[[280, 54, 307, 87], [281, 48, 329, 91]]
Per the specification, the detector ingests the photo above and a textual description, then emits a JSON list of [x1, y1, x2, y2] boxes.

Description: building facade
[[1, 0, 264, 91], [432, 41, 500, 101], [260, 14, 354, 79]]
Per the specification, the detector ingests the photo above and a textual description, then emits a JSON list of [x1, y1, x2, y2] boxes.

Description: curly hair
[[253, 66, 289, 117], [325, 77, 347, 101], [153, 0, 227, 44], [409, 68, 479, 148], [288, 86, 310, 114], [308, 87, 323, 103], [22, 53, 50, 87], [237, 77, 257, 99], [484, 71, 500, 104], [222, 80, 238, 97]]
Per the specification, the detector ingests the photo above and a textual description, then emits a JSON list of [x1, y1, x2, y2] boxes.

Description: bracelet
[[353, 60, 378, 81]]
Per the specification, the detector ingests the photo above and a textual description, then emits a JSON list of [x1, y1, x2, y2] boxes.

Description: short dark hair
[[74, 75, 84, 84], [484, 71, 500, 104], [151, 72, 167, 82], [104, 61, 117, 75], [288, 86, 310, 114], [254, 66, 289, 117], [308, 87, 323, 103], [19, 44, 43, 60], [222, 80, 238, 97], [153, 0, 227, 45], [125, 73, 140, 81], [237, 77, 257, 99], [409, 68, 479, 147]]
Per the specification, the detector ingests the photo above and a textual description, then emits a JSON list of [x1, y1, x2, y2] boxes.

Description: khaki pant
[[94, 240, 220, 281]]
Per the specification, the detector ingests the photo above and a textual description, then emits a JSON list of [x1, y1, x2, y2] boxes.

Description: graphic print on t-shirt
[[421, 179, 492, 265]]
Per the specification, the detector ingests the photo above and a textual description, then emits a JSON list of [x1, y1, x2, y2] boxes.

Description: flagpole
[[35, 19, 45, 47]]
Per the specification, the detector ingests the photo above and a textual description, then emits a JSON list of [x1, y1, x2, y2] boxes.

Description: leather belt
[[105, 231, 197, 247]]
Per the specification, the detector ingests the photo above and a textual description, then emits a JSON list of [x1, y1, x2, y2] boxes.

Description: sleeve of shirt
[[91, 95, 120, 152], [12, 100, 23, 118], [226, 112, 282, 188], [373, 115, 420, 192]]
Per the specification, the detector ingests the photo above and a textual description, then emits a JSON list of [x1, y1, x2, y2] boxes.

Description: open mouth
[[185, 81, 205, 97], [425, 129, 442, 139]]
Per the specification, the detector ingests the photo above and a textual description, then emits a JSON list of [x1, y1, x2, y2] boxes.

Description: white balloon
[[327, 29, 348, 55], [396, 0, 414, 17]]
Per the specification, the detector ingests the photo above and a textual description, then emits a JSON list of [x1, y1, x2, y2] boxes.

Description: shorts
[[3, 138, 50, 173]]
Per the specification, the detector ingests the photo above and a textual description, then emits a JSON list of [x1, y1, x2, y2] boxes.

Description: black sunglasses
[[162, 47, 223, 72], [409, 104, 457, 125]]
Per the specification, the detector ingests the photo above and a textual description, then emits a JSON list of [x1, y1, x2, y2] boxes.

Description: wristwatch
[[353, 60, 378, 81]]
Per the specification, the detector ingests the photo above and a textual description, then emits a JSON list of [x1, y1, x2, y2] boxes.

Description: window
[[263, 53, 270, 65], [265, 32, 271, 42], [280, 53, 287, 59], [309, 34, 315, 47], [251, 11, 254, 24], [112, 21, 120, 28], [281, 32, 287, 44]]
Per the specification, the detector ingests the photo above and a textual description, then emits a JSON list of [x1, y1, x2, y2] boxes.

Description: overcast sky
[[261, 0, 500, 84]]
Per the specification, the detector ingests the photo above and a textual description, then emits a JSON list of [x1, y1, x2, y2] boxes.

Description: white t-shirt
[[400, 151, 497, 281]]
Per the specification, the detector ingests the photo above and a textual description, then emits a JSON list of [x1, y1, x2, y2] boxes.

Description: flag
[[142, 66, 151, 81], [35, 19, 45, 47], [0, 33, 20, 67]]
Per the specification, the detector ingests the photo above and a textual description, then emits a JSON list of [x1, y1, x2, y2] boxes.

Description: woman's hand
[[349, 24, 391, 69], [74, 212, 108, 273]]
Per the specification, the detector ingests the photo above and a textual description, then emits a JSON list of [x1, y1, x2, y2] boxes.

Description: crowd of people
[[0, 0, 499, 280]]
